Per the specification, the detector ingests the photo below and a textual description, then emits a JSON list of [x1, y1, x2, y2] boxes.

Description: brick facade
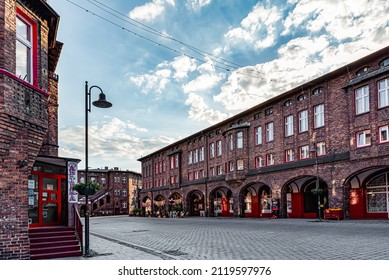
[[0, 0, 60, 259], [139, 46, 389, 220]]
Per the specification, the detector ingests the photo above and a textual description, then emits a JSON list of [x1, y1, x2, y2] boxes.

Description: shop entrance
[[28, 172, 66, 227]]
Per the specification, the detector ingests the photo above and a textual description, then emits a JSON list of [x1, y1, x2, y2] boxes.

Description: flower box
[[324, 209, 344, 220]]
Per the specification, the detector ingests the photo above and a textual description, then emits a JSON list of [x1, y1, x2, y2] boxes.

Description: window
[[122, 202, 127, 209], [236, 131, 243, 148], [194, 171, 199, 180], [378, 78, 389, 108], [210, 167, 215, 176], [209, 143, 215, 158], [265, 108, 273, 116], [299, 145, 310, 160], [314, 104, 324, 128], [284, 99, 292, 107], [122, 189, 127, 196], [285, 149, 294, 162], [188, 172, 193, 181], [266, 122, 274, 142], [356, 66, 370, 76], [216, 140, 222, 156], [317, 141, 326, 156], [356, 130, 371, 147], [379, 125, 389, 143], [100, 178, 106, 184], [367, 187, 387, 213], [122, 177, 127, 183], [175, 154, 179, 167], [217, 165, 223, 175], [255, 156, 264, 168], [229, 161, 234, 172], [193, 149, 198, 163], [379, 58, 389, 67], [16, 14, 34, 84], [299, 110, 308, 133], [255, 126, 262, 145], [188, 151, 192, 164], [229, 134, 234, 150], [199, 147, 204, 161], [254, 112, 261, 120], [266, 154, 275, 166], [355, 86, 370, 114], [285, 115, 294, 137], [312, 87, 323, 96], [297, 94, 307, 101], [237, 159, 244, 170]]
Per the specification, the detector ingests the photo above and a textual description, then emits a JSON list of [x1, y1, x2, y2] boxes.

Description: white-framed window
[[16, 15, 33, 84], [210, 167, 215, 176], [209, 143, 215, 158], [194, 171, 199, 180], [378, 78, 389, 108], [216, 140, 222, 156], [285, 115, 294, 137], [175, 154, 178, 168], [255, 126, 262, 145], [199, 147, 204, 162], [229, 134, 234, 150], [122, 177, 127, 183], [379, 125, 389, 143], [316, 141, 326, 156], [266, 154, 275, 166], [193, 149, 198, 163], [355, 86, 370, 114], [236, 131, 243, 149], [188, 151, 192, 164], [299, 145, 310, 160], [217, 165, 223, 175], [266, 122, 274, 142], [237, 159, 244, 170], [356, 130, 371, 147], [299, 110, 308, 133], [100, 178, 106, 184], [122, 202, 127, 209], [255, 156, 264, 168], [229, 161, 234, 172], [188, 172, 193, 181], [314, 104, 325, 128], [285, 149, 294, 162], [122, 189, 127, 196]]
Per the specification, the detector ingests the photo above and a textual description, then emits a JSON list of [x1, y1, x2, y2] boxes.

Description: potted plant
[[72, 181, 100, 195]]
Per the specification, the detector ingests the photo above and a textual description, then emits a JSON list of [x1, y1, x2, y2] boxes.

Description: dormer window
[[356, 66, 370, 76], [297, 94, 307, 101], [379, 58, 389, 67], [283, 99, 292, 107], [312, 87, 323, 96]]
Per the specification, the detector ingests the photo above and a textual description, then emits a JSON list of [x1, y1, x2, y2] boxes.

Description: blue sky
[[48, 0, 389, 172]]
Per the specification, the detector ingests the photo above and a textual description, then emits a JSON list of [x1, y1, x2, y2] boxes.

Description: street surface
[[66, 216, 389, 260]]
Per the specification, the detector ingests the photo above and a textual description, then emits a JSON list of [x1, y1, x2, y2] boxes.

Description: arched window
[[283, 99, 292, 107], [312, 87, 324, 96], [379, 58, 389, 67], [297, 94, 307, 101], [356, 66, 370, 76]]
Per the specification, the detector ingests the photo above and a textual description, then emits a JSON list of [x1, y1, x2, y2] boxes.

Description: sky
[[48, 0, 389, 172]]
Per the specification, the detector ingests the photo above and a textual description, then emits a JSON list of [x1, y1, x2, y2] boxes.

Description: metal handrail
[[73, 204, 84, 253]]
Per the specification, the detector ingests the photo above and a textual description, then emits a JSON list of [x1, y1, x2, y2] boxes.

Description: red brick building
[[1, 0, 81, 259], [139, 46, 389, 220], [77, 167, 142, 216]]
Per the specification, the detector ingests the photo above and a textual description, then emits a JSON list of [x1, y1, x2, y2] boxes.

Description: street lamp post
[[310, 143, 321, 222], [84, 81, 112, 256]]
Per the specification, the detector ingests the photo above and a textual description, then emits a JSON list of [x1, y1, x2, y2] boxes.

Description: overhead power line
[[64, 0, 264, 79]]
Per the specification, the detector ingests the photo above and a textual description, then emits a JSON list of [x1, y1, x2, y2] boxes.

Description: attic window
[[265, 108, 273, 116], [379, 58, 389, 67], [254, 112, 261, 120], [297, 94, 307, 101], [356, 66, 370, 76], [283, 99, 292, 107], [312, 87, 323, 96]]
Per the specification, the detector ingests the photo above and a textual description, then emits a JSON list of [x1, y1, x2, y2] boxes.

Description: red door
[[29, 172, 65, 227], [349, 188, 364, 219]]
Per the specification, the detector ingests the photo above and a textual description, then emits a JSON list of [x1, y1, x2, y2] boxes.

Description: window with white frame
[[229, 134, 234, 150], [266, 122, 274, 142], [193, 149, 198, 163], [170, 156, 175, 169], [299, 110, 308, 133], [217, 140, 222, 156], [316, 142, 326, 156], [175, 154, 178, 167], [122, 202, 127, 209], [194, 171, 199, 180], [266, 154, 275, 166], [236, 131, 243, 148], [314, 104, 325, 128], [188, 172, 193, 181], [100, 178, 106, 184], [355, 86, 370, 114], [122, 177, 127, 183], [255, 126, 262, 145], [16, 15, 33, 84], [210, 167, 215, 176], [199, 147, 204, 161], [356, 130, 371, 147], [378, 78, 389, 108], [209, 142, 215, 158], [379, 125, 389, 143], [188, 151, 192, 164], [299, 145, 310, 159], [217, 165, 223, 175], [285, 149, 294, 162], [285, 115, 294, 137], [229, 161, 234, 172], [237, 159, 244, 170], [255, 156, 264, 168], [122, 189, 127, 196]]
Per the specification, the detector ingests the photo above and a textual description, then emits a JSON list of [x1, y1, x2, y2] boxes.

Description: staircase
[[29, 226, 83, 260]]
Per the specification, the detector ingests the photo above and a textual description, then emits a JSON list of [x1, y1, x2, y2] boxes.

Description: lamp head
[[92, 93, 112, 108]]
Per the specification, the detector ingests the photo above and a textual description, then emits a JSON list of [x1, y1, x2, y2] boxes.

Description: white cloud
[[185, 92, 228, 124], [129, 0, 175, 22], [224, 2, 282, 50], [185, 0, 212, 12], [130, 68, 172, 94], [171, 55, 197, 80]]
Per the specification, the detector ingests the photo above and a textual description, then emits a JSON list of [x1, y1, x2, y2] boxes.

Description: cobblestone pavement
[[64, 216, 389, 260]]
